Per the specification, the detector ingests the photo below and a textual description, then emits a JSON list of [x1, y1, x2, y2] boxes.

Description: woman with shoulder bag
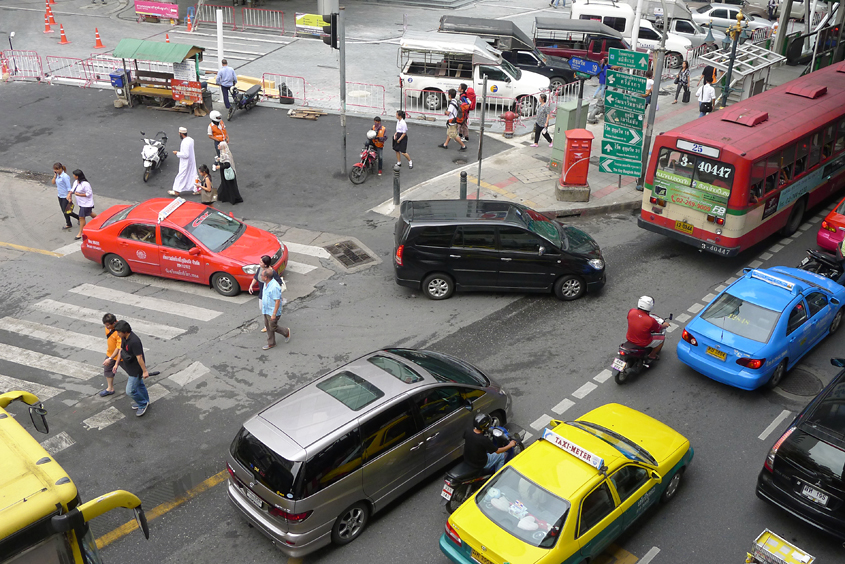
[[68, 169, 97, 240], [696, 78, 716, 118], [672, 61, 690, 104], [213, 141, 243, 205], [195, 165, 216, 205]]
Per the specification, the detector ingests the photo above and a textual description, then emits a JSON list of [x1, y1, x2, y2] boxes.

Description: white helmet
[[210, 110, 222, 123], [637, 296, 655, 312], [366, 130, 377, 140]]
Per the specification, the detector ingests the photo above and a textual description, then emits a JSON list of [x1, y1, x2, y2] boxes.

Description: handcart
[[746, 529, 815, 564]]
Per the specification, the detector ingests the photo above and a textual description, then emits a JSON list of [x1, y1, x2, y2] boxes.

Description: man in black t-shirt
[[464, 413, 516, 473], [113, 321, 151, 417]]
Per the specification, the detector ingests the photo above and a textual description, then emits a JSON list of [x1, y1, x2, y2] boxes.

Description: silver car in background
[[693, 4, 776, 32]]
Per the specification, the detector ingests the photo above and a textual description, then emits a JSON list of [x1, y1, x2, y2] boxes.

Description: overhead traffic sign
[[604, 90, 647, 113], [608, 48, 649, 71], [605, 108, 645, 130], [567, 56, 600, 76], [602, 140, 643, 161], [600, 156, 642, 177], [603, 123, 643, 146], [606, 69, 648, 94]]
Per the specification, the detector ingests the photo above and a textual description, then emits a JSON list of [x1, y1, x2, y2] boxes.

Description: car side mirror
[[189, 247, 201, 256], [539, 246, 546, 256], [651, 471, 662, 484], [29, 405, 49, 434], [464, 399, 473, 411], [831, 297, 840, 306], [832, 358, 845, 368]]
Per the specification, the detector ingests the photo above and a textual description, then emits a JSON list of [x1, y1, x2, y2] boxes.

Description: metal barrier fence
[[45, 56, 90, 86], [242, 7, 284, 34], [261, 73, 306, 105], [193, 4, 237, 31], [0, 50, 43, 82], [83, 55, 121, 86], [346, 82, 386, 114], [750, 27, 774, 44], [687, 44, 711, 70], [402, 88, 532, 128]]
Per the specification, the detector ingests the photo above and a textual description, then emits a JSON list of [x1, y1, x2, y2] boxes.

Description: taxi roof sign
[[542, 427, 604, 470], [750, 270, 797, 293], [158, 197, 186, 224]]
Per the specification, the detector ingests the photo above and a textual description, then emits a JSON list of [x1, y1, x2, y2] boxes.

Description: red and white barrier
[[0, 50, 43, 82], [193, 4, 237, 31], [346, 82, 386, 115], [750, 27, 774, 44], [242, 8, 284, 34], [261, 73, 307, 105], [46, 55, 90, 86]]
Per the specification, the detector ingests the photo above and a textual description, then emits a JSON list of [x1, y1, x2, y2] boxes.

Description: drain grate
[[779, 368, 823, 396], [453, 158, 468, 165], [324, 240, 375, 268]]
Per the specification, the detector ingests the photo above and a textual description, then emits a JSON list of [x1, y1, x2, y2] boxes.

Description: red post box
[[560, 129, 594, 187]]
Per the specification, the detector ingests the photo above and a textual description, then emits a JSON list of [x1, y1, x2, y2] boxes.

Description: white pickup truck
[[399, 32, 550, 117]]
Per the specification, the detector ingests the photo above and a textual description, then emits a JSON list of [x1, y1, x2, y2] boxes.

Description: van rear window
[[230, 428, 302, 497], [316, 371, 385, 411], [781, 429, 845, 481]]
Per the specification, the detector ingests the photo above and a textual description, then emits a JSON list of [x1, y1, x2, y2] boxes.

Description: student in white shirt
[[696, 79, 717, 118], [68, 169, 97, 240], [393, 110, 412, 169]]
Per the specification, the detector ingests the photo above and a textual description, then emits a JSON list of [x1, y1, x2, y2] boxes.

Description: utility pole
[[216, 9, 224, 66], [339, 7, 347, 176], [719, 14, 746, 109], [476, 75, 488, 200], [637, 0, 668, 191]]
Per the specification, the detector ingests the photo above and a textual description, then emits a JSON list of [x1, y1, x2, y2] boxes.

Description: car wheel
[[446, 484, 472, 514], [211, 272, 240, 296], [780, 198, 805, 236], [660, 468, 684, 503], [422, 273, 455, 300], [143, 167, 151, 183], [830, 308, 843, 335], [331, 502, 369, 545], [549, 77, 568, 94], [665, 52, 683, 68], [515, 95, 538, 118], [766, 360, 787, 390], [554, 275, 585, 301], [104, 254, 131, 277], [422, 90, 445, 111]]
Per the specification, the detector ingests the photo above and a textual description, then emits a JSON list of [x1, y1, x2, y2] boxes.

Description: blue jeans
[[126, 376, 150, 409], [551, 0, 565, 6], [699, 112, 707, 118], [593, 84, 606, 99], [485, 452, 507, 473]]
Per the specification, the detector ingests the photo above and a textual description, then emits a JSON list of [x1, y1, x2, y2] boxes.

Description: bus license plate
[[611, 358, 626, 371], [245, 488, 264, 509], [441, 484, 454, 500], [706, 347, 727, 361], [801, 484, 829, 505], [675, 221, 694, 235]]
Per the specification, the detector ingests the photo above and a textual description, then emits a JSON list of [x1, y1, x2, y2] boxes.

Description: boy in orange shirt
[[99, 313, 121, 397]]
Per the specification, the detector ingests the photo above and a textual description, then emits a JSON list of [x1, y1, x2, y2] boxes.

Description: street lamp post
[[719, 12, 748, 109]]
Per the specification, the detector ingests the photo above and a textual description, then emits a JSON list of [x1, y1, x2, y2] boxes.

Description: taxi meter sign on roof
[[158, 197, 186, 223], [750, 270, 796, 292], [542, 428, 604, 470]]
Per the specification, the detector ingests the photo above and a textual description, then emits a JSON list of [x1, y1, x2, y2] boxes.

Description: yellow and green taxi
[[439, 403, 693, 564]]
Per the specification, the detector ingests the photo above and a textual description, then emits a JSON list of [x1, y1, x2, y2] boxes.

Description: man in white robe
[[168, 127, 199, 196]]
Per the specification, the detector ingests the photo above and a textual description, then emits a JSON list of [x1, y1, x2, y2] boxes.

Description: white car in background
[[692, 5, 776, 32]]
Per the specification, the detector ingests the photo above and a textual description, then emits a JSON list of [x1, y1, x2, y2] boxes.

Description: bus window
[[793, 138, 809, 177], [822, 125, 835, 160], [750, 160, 767, 203], [764, 153, 780, 193], [693, 156, 734, 189], [808, 132, 821, 169], [657, 148, 695, 180], [835, 120, 845, 154], [780, 145, 796, 183]]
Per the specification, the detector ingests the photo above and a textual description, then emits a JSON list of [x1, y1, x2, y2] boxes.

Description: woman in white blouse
[[67, 169, 97, 240], [393, 110, 412, 169]]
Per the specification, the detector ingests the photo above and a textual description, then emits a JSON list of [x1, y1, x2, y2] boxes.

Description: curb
[[547, 198, 642, 218]]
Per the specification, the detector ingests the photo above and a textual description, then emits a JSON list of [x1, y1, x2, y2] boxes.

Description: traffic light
[[322, 13, 338, 50]]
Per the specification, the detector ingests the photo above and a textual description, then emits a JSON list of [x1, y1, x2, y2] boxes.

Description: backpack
[[465, 87, 477, 108], [449, 99, 464, 124], [459, 96, 471, 122]]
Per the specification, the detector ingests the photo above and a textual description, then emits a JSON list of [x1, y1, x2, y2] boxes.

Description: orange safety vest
[[371, 124, 386, 148], [210, 121, 229, 143]]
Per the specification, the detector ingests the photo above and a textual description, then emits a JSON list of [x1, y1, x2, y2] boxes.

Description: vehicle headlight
[[588, 258, 604, 270], [242, 264, 260, 274]]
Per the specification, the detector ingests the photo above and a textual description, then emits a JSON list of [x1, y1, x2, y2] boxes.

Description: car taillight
[[736, 357, 765, 369], [395, 244, 404, 266], [445, 520, 461, 546], [269, 506, 313, 523], [822, 220, 836, 233], [226, 462, 235, 478], [764, 427, 795, 472], [682, 329, 698, 346]]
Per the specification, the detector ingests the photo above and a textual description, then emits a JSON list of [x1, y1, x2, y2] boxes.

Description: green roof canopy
[[112, 38, 204, 63]]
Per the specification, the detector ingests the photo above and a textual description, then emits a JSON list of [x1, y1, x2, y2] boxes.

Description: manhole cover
[[323, 240, 375, 268], [16, 170, 53, 183], [453, 158, 467, 165], [780, 368, 823, 396]]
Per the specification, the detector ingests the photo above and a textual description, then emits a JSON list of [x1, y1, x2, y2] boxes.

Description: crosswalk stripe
[[124, 275, 253, 304], [285, 242, 331, 259], [52, 241, 82, 256], [148, 383, 170, 403], [40, 431, 75, 455], [0, 374, 65, 400], [69, 284, 221, 321], [0, 317, 104, 353], [31, 300, 187, 340], [168, 361, 210, 387], [0, 345, 95, 381], [287, 260, 317, 275], [83, 406, 124, 430]]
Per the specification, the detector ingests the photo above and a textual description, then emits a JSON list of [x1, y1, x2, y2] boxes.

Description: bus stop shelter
[[697, 43, 786, 103]]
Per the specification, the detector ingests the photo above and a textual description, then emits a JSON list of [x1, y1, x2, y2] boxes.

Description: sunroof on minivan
[[316, 371, 385, 411]]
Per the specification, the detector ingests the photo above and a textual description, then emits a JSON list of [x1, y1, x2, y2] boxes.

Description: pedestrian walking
[[260, 268, 290, 350], [207, 110, 229, 157], [672, 61, 690, 104], [696, 79, 716, 118], [642, 70, 659, 112], [113, 320, 151, 417], [549, 0, 565, 8], [393, 110, 413, 169], [439, 89, 467, 151], [531, 94, 553, 148], [697, 65, 721, 88], [99, 313, 121, 397], [458, 83, 475, 141], [52, 162, 78, 231], [195, 164, 216, 205], [370, 117, 387, 176], [169, 127, 199, 197], [216, 59, 237, 110], [768, 0, 777, 20], [68, 169, 96, 240], [214, 141, 243, 204], [248, 255, 284, 333], [593, 58, 609, 99]]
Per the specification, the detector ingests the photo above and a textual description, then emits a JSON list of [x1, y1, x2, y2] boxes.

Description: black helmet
[[473, 412, 492, 432]]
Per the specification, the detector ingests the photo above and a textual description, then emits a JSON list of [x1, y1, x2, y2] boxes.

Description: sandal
[[99, 389, 115, 397]]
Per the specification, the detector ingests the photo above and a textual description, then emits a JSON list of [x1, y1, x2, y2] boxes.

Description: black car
[[756, 357, 845, 541], [393, 200, 606, 301]]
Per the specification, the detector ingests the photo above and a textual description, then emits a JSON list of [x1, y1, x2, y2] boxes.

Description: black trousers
[[59, 197, 79, 227], [674, 83, 689, 101], [533, 124, 552, 144], [221, 86, 231, 109]]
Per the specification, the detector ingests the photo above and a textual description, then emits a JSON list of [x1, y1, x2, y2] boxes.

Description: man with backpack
[[458, 83, 476, 142], [439, 89, 467, 151]]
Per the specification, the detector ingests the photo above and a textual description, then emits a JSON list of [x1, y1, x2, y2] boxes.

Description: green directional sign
[[604, 90, 646, 113], [608, 48, 649, 71], [602, 140, 643, 161], [600, 156, 642, 177], [606, 70, 648, 94], [603, 123, 643, 146], [605, 108, 645, 130]]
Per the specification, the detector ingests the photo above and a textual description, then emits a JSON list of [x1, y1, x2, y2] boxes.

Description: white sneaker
[[408, 161, 413, 169]]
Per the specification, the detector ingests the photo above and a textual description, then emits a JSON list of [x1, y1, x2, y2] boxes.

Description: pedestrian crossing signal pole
[[321, 2, 345, 175]]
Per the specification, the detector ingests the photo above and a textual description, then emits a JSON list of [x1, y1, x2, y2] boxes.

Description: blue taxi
[[677, 268, 845, 390]]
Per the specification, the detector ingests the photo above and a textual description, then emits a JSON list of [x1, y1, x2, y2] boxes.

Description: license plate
[[441, 484, 454, 500], [244, 488, 264, 509], [675, 220, 694, 235], [800, 257, 810, 266], [706, 346, 727, 361], [801, 484, 829, 505], [611, 358, 626, 371], [471, 549, 495, 564]]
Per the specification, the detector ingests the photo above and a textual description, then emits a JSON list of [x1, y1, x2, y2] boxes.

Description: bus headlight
[[588, 259, 604, 270]]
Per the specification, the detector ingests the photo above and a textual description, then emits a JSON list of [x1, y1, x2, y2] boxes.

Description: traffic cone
[[48, 0, 55, 4], [58, 24, 70, 44], [165, 33, 170, 43], [94, 28, 105, 49], [1, 58, 10, 82], [186, 15, 192, 32], [47, 6, 56, 25], [44, 14, 54, 34]]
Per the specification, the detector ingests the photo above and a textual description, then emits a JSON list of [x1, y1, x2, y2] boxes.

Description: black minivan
[[756, 357, 845, 541], [393, 200, 606, 301]]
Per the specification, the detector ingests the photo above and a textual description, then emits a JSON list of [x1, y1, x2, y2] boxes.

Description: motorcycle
[[140, 131, 168, 183], [228, 84, 262, 120], [349, 133, 379, 185], [799, 248, 843, 282], [440, 422, 525, 514], [611, 313, 673, 385]]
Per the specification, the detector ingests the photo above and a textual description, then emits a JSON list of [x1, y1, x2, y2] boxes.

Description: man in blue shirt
[[593, 58, 609, 100], [216, 59, 237, 110], [260, 269, 290, 350], [52, 162, 78, 230]]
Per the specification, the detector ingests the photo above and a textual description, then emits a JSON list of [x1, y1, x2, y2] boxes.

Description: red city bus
[[638, 60, 845, 256]]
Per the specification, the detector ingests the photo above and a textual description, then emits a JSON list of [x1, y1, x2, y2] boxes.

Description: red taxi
[[817, 194, 845, 252], [80, 198, 288, 296]]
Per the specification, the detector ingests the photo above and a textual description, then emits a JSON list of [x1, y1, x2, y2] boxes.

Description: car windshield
[[385, 349, 489, 386], [511, 207, 562, 248], [836, 198, 845, 215], [501, 58, 522, 80], [697, 5, 712, 13], [184, 209, 245, 252], [475, 467, 569, 548], [690, 20, 706, 33], [561, 226, 598, 254], [534, 49, 549, 65], [567, 421, 658, 466], [700, 292, 781, 343]]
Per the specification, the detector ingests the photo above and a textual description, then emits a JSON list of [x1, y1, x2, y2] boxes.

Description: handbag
[[65, 200, 75, 215], [682, 88, 691, 104], [673, 75, 679, 85], [223, 165, 235, 181], [700, 101, 713, 113]]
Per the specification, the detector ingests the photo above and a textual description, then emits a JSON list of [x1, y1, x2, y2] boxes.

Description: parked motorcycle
[[349, 130, 379, 185], [228, 84, 262, 120], [798, 248, 843, 282], [140, 131, 168, 183], [440, 422, 525, 514], [611, 313, 673, 385]]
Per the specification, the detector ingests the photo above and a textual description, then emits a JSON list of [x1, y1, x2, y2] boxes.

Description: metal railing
[[45, 56, 90, 86], [346, 82, 386, 115], [0, 50, 43, 82], [193, 4, 237, 31], [260, 73, 306, 105], [242, 7, 284, 34]]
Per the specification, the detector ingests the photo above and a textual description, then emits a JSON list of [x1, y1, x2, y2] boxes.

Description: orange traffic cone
[[1, 58, 10, 82], [47, 6, 56, 25], [48, 0, 55, 4], [186, 15, 192, 32], [44, 14, 54, 34], [165, 33, 170, 43], [94, 28, 105, 49], [58, 24, 70, 44]]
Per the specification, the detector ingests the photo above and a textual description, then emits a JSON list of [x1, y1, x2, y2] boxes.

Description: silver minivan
[[226, 348, 512, 557]]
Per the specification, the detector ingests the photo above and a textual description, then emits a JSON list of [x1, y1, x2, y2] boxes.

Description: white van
[[570, 0, 692, 67]]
